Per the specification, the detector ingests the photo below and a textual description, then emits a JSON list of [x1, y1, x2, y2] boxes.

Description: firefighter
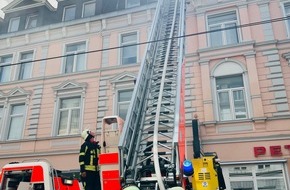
[[79, 129, 101, 190]]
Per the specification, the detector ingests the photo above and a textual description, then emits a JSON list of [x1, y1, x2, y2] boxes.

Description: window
[[53, 81, 86, 137], [118, 90, 133, 120], [64, 42, 86, 73], [7, 104, 25, 140], [223, 163, 288, 190], [126, 0, 140, 8], [212, 62, 249, 121], [216, 75, 247, 121], [25, 15, 38, 29], [284, 3, 290, 36], [8, 17, 20, 32], [18, 51, 33, 80], [208, 11, 239, 47], [0, 88, 30, 141], [120, 32, 138, 65], [63, 5, 76, 21], [0, 106, 3, 131], [0, 54, 12, 83], [83, 1, 96, 18], [57, 97, 81, 136]]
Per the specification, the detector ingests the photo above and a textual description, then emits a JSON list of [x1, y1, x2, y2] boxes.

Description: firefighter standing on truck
[[79, 129, 101, 190]]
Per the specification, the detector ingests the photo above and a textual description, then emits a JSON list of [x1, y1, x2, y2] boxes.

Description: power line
[[0, 15, 290, 68]]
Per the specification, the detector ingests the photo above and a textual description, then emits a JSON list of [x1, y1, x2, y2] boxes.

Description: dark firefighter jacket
[[79, 141, 101, 173]]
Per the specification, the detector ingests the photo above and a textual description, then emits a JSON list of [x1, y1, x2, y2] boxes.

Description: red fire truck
[[0, 160, 81, 190]]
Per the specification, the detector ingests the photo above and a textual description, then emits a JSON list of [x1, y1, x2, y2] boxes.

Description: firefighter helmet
[[122, 184, 140, 190], [81, 129, 91, 140]]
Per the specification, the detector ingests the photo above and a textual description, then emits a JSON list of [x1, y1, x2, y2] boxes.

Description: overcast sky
[[0, 0, 13, 18]]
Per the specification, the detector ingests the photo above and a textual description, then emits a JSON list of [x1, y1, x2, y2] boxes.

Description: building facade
[[0, 0, 289, 189], [186, 0, 290, 189]]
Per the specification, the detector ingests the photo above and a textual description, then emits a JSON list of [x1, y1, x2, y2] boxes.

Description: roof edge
[[3, 0, 58, 14]]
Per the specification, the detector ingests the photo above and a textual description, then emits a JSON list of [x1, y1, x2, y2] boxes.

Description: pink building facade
[[0, 0, 289, 189], [185, 0, 290, 189]]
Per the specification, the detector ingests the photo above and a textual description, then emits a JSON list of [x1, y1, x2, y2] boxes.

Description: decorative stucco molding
[[52, 80, 87, 98], [282, 52, 290, 66]]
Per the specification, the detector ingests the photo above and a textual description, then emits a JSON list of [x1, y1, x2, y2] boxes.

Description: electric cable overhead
[[0, 15, 290, 68]]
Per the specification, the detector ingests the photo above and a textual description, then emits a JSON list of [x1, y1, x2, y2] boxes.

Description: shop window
[[207, 11, 240, 47], [223, 163, 288, 190], [0, 54, 13, 83], [120, 32, 138, 65], [63, 42, 86, 73]]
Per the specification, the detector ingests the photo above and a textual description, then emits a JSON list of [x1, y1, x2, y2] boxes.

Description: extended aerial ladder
[[118, 0, 186, 189]]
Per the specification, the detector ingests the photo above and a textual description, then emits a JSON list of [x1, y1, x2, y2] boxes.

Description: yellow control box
[[191, 156, 219, 190]]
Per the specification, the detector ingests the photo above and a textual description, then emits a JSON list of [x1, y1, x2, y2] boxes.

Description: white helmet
[[167, 187, 184, 190], [81, 129, 90, 140], [122, 185, 140, 190]]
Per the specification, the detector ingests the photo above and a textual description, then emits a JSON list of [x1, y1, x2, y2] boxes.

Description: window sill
[[202, 118, 252, 126], [197, 40, 255, 61]]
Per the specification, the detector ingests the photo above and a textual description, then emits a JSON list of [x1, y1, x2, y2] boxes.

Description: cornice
[[0, 4, 156, 41], [193, 0, 271, 14], [201, 134, 290, 145]]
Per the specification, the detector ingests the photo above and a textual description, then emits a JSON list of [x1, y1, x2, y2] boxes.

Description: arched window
[[212, 61, 249, 121]]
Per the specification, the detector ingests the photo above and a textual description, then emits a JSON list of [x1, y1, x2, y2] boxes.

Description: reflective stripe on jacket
[[79, 141, 100, 172]]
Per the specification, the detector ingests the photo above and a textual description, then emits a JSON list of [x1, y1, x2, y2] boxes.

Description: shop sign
[[254, 145, 290, 157]]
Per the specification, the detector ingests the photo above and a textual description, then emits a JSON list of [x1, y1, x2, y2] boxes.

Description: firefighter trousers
[[81, 170, 101, 190]]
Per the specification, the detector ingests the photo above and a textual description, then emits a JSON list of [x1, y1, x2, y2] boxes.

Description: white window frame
[[0, 89, 29, 141], [126, 0, 140, 8], [216, 78, 248, 121], [17, 51, 34, 80], [111, 73, 136, 124], [222, 162, 289, 190], [82, 1, 96, 18], [207, 10, 241, 47], [8, 17, 20, 33], [0, 54, 13, 83], [25, 14, 38, 29], [212, 61, 250, 122], [63, 5, 76, 21], [63, 41, 87, 73], [6, 103, 26, 140], [0, 105, 3, 138], [117, 89, 134, 121], [282, 2, 290, 38], [55, 96, 82, 136], [119, 31, 138, 65], [52, 81, 86, 137]]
